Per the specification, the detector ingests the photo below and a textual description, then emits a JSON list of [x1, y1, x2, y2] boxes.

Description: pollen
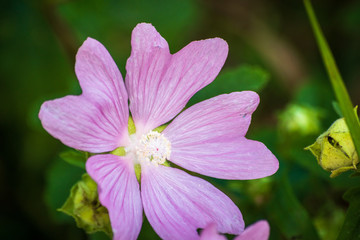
[[126, 131, 171, 165]]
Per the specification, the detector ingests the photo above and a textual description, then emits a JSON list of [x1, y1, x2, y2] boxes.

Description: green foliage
[[337, 187, 360, 240], [57, 0, 200, 71], [333, 101, 343, 118], [188, 64, 269, 106], [60, 150, 88, 169], [45, 158, 85, 222], [267, 173, 320, 240]]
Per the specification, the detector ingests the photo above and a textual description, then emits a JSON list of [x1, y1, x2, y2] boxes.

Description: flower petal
[[86, 154, 143, 240], [39, 38, 130, 153], [163, 92, 279, 179], [235, 220, 270, 240], [141, 164, 243, 240], [200, 223, 227, 240], [39, 95, 128, 152], [76, 38, 129, 129], [126, 23, 228, 134]]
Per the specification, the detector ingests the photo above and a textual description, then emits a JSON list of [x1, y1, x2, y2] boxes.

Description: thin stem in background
[[304, 0, 360, 158]]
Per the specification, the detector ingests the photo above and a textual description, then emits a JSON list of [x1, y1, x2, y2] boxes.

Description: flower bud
[[306, 118, 359, 177], [58, 173, 112, 236], [278, 104, 321, 136]]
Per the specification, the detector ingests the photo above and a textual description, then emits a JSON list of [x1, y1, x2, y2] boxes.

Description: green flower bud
[[278, 104, 322, 136], [58, 173, 112, 236], [306, 118, 359, 177]]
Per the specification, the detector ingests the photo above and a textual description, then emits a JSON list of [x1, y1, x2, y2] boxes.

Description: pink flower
[[200, 220, 270, 240], [39, 23, 278, 240]]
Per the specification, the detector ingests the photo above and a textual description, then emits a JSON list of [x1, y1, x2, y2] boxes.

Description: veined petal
[[39, 95, 128, 153], [141, 164, 243, 240], [126, 23, 228, 134], [163, 92, 278, 180], [164, 92, 259, 140], [40, 38, 130, 152], [86, 155, 143, 240], [200, 223, 227, 240], [76, 38, 129, 144], [235, 220, 270, 240]]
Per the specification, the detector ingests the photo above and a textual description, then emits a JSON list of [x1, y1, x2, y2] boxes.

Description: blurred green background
[[1, 0, 360, 239]]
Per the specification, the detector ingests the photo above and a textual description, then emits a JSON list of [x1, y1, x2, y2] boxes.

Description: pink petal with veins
[[141, 164, 243, 240], [126, 23, 228, 134], [164, 92, 278, 179], [86, 154, 143, 240]]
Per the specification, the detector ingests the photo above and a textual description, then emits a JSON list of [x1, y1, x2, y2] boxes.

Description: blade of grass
[[303, 0, 360, 157]]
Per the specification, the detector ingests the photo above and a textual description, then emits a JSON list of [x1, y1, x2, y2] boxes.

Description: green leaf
[[336, 187, 360, 240], [267, 172, 320, 239], [332, 101, 343, 118], [350, 171, 360, 178], [303, 0, 360, 159], [44, 158, 85, 222], [216, 64, 270, 91], [188, 64, 269, 106], [60, 150, 88, 169]]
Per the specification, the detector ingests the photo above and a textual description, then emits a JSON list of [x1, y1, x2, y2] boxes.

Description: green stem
[[303, 0, 360, 158]]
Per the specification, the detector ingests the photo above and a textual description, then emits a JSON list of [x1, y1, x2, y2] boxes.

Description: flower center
[[126, 131, 171, 165]]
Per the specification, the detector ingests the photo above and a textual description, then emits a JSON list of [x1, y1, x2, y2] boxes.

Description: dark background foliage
[[1, 0, 359, 239]]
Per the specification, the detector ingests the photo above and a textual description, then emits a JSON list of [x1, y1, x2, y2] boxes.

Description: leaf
[[267, 172, 320, 239], [333, 101, 343, 118], [60, 150, 88, 169], [188, 64, 269, 106], [44, 158, 85, 222], [336, 187, 360, 240], [216, 64, 270, 91], [350, 171, 360, 178]]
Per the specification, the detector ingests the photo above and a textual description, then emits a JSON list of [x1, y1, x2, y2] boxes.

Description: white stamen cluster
[[127, 131, 171, 165]]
